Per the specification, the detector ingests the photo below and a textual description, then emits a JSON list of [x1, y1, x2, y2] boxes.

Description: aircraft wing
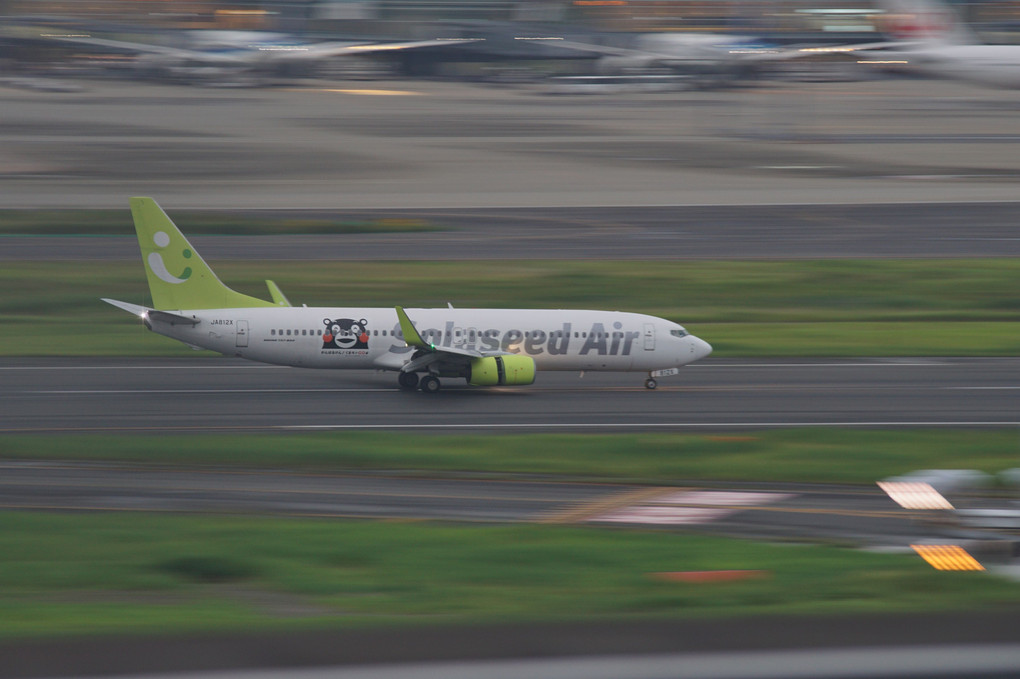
[[536, 38, 762, 64], [777, 41, 911, 59], [539, 39, 659, 59], [395, 306, 513, 373], [268, 38, 483, 62], [54, 36, 248, 63], [540, 37, 892, 63]]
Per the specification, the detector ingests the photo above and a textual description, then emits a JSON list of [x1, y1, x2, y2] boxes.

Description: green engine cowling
[[468, 355, 536, 386]]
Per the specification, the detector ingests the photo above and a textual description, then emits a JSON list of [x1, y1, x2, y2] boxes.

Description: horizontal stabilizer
[[102, 298, 199, 326], [101, 298, 149, 317], [149, 310, 200, 326]]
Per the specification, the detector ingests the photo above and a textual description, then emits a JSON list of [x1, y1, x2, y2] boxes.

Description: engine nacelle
[[467, 355, 536, 386]]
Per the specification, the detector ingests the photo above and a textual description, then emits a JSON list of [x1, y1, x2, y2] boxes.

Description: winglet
[[265, 280, 291, 307], [395, 306, 432, 349]]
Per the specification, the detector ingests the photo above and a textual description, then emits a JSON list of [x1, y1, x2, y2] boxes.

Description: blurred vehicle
[[857, 0, 1020, 88]]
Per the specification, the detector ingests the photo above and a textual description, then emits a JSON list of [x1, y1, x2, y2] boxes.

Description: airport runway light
[[910, 544, 985, 571], [877, 481, 954, 510]]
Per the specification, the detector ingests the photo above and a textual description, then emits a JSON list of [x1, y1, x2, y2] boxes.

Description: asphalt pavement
[[2, 358, 1015, 433]]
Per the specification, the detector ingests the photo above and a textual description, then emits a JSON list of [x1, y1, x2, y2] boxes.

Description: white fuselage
[[149, 306, 711, 373], [897, 44, 1020, 88]]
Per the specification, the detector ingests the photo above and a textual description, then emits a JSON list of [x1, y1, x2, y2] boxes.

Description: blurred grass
[[2, 514, 1017, 639], [0, 210, 439, 235], [2, 430, 1015, 484], [2, 259, 1018, 356]]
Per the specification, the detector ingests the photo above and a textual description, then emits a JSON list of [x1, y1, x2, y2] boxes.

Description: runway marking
[[0, 364, 289, 370], [25, 383, 1014, 396], [591, 490, 795, 526], [539, 487, 674, 524], [282, 421, 1018, 430], [33, 389, 391, 394], [688, 361, 949, 368], [2, 422, 1016, 434], [0, 503, 511, 523], [295, 88, 424, 96], [946, 386, 1020, 390]]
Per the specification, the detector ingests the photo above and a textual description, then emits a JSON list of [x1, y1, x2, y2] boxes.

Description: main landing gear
[[419, 375, 441, 393], [644, 377, 657, 390], [398, 372, 441, 393]]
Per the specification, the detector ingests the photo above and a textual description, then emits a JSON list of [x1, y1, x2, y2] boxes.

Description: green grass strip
[[2, 259, 1018, 356], [2, 430, 1015, 485], [1, 513, 1016, 639], [0, 210, 440, 235]]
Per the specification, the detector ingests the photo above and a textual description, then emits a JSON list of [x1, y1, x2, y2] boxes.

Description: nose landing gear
[[644, 377, 657, 390]]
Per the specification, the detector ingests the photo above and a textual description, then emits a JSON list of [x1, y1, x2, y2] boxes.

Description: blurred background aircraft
[[1, 0, 1019, 87], [855, 0, 1020, 88]]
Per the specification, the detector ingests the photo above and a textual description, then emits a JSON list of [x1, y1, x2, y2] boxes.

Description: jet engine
[[467, 355, 536, 386]]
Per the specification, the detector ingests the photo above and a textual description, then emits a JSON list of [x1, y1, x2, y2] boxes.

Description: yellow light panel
[[911, 544, 985, 571]]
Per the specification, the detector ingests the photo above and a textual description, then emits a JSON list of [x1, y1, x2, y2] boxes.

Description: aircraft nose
[[692, 336, 712, 361]]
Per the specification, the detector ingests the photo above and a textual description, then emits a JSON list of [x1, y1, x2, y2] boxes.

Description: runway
[[1, 459, 1009, 549], [2, 357, 1016, 433], [3, 78, 1020, 210], [4, 202, 1020, 261]]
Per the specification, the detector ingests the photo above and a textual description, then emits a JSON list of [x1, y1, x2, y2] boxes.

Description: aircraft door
[[643, 323, 655, 351], [236, 320, 249, 347]]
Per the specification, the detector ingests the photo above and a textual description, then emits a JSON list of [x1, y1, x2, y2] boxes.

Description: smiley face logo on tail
[[147, 231, 193, 285]]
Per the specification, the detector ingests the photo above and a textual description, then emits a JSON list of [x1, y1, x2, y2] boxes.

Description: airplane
[[103, 198, 712, 393], [856, 0, 1020, 89], [52, 29, 478, 84], [536, 32, 796, 84]]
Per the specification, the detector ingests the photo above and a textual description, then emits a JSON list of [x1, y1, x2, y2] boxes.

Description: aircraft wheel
[[644, 378, 658, 390], [398, 372, 419, 390], [419, 375, 441, 394]]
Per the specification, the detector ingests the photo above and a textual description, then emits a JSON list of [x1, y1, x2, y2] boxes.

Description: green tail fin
[[130, 197, 276, 310]]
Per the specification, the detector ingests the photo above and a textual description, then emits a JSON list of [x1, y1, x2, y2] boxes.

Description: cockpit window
[[670, 328, 688, 338]]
